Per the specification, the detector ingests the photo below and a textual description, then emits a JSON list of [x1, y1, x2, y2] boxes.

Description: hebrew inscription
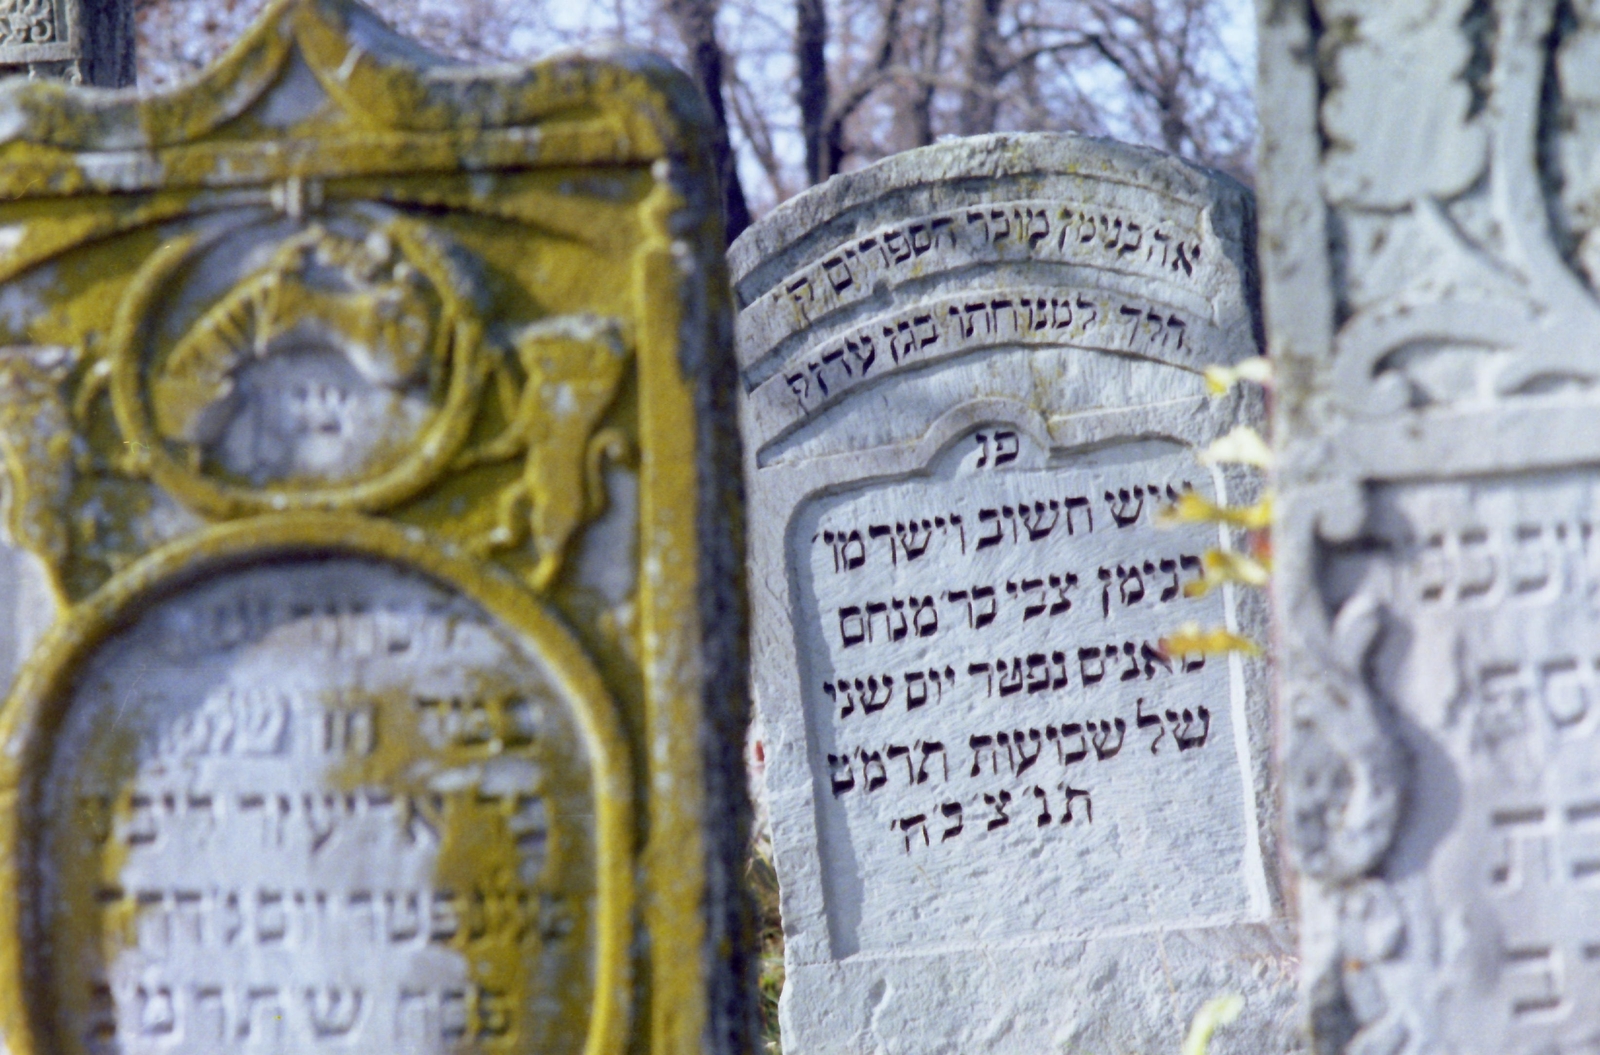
[[735, 134, 1284, 1053], [794, 440, 1260, 953], [37, 559, 596, 1055], [739, 198, 1209, 358], [752, 287, 1199, 438], [1319, 474, 1600, 1050]]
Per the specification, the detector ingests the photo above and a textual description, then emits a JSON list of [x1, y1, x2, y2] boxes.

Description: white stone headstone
[[1260, 2, 1600, 1050], [732, 133, 1296, 1053]]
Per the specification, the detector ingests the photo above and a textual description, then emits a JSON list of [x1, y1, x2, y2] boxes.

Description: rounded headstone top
[[728, 131, 1259, 406], [728, 131, 1253, 290]]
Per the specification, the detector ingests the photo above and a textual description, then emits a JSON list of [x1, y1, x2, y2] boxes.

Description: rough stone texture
[[1258, 1, 1600, 1051], [0, 0, 134, 86], [731, 132, 1297, 1054], [0, 2, 752, 1053]]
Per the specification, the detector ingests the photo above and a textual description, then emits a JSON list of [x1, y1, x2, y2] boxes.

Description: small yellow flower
[[1184, 549, 1272, 597], [1197, 426, 1273, 469], [1158, 491, 1274, 531], [1203, 356, 1273, 396], [1161, 622, 1262, 658]]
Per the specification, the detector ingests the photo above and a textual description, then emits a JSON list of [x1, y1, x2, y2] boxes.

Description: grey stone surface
[[0, 0, 133, 87], [731, 132, 1296, 1053], [1258, 1, 1600, 1051]]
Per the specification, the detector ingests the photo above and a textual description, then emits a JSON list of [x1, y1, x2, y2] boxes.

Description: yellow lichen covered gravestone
[[0, 2, 752, 1053]]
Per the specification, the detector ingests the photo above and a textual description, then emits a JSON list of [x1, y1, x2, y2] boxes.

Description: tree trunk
[[957, 0, 1003, 134], [666, 0, 752, 240], [898, 0, 946, 150], [797, 0, 830, 184]]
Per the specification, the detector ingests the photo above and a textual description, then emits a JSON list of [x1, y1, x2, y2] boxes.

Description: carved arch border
[[0, 512, 635, 1055]]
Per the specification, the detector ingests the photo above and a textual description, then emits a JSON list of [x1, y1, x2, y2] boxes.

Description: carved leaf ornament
[[1318, 0, 1600, 421], [0, 0, 55, 47]]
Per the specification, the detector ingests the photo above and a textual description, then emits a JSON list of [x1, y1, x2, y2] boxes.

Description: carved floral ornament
[[1285, 0, 1600, 876], [1285, 0, 1600, 871], [1274, 1, 1600, 1050], [1311, 0, 1600, 424], [0, 0, 57, 47]]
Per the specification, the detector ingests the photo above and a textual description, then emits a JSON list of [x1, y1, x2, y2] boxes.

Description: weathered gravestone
[[731, 133, 1297, 1052], [0, 2, 753, 1053], [0, 0, 133, 86], [1259, 1, 1600, 1051]]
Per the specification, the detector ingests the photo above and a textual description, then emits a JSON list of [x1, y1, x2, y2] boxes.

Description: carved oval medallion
[[19, 552, 623, 1055], [111, 213, 484, 517]]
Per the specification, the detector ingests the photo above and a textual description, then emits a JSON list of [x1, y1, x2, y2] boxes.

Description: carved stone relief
[[1260, 0, 1600, 1051], [0, 0, 132, 87], [0, 3, 750, 1053]]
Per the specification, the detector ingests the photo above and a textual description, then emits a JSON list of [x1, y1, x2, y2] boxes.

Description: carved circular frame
[[108, 213, 488, 520], [0, 512, 634, 1055]]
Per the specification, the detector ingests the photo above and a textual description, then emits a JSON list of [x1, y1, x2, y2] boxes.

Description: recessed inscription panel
[[793, 435, 1264, 955], [36, 558, 597, 1055]]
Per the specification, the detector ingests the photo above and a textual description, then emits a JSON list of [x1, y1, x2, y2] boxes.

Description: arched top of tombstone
[[728, 133, 1256, 334], [0, 0, 710, 175], [730, 133, 1260, 462]]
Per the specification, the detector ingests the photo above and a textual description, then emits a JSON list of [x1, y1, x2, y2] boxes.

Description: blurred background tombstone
[[1260, 0, 1600, 1050], [0, 2, 752, 1052], [0, 0, 134, 85]]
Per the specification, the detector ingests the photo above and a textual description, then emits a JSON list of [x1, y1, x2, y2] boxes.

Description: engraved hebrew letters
[[795, 448, 1248, 953], [39, 561, 598, 1055], [734, 136, 1290, 1053]]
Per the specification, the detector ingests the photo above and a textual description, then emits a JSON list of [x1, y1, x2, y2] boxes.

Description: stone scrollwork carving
[[150, 223, 440, 489], [0, 0, 55, 46], [458, 314, 631, 591], [1288, 593, 1407, 883], [1321, 0, 1600, 424], [105, 212, 486, 523], [0, 210, 639, 601], [1268, 0, 1600, 1049], [0, 344, 78, 598]]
